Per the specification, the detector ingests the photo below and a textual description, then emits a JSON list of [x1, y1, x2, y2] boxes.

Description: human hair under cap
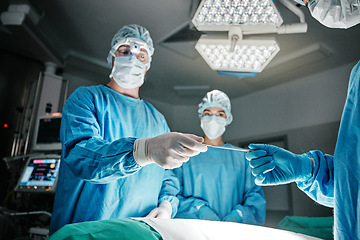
[[198, 90, 233, 125], [107, 24, 154, 67]]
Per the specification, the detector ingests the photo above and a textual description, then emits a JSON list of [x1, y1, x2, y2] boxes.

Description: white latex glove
[[146, 201, 172, 219], [133, 132, 207, 169]]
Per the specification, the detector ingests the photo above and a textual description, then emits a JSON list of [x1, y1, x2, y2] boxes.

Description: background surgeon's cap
[[198, 90, 233, 125], [107, 24, 155, 67]]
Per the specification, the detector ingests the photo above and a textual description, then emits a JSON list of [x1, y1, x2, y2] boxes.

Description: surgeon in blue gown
[[246, 61, 360, 239], [173, 90, 266, 225], [49, 24, 207, 235]]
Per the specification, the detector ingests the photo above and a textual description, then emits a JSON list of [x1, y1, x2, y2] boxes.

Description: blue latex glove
[[246, 144, 313, 185], [222, 210, 242, 223], [198, 205, 220, 221]]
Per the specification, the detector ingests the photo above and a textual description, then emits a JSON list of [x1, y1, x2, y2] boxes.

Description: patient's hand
[[146, 201, 172, 219]]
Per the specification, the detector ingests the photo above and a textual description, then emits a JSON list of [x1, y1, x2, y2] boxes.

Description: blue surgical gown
[[297, 61, 360, 240], [172, 143, 266, 225], [49, 85, 180, 235]]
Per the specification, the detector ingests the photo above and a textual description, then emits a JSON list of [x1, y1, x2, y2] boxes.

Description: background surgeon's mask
[[200, 116, 226, 140], [110, 56, 148, 89]]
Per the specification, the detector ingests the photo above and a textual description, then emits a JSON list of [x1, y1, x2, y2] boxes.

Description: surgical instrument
[[205, 144, 252, 152]]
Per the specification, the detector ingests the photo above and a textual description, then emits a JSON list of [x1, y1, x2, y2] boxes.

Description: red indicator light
[[4, 124, 8, 128], [51, 112, 62, 117]]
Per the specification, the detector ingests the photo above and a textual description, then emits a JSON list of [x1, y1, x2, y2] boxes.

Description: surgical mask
[[200, 116, 226, 140], [109, 56, 148, 89]]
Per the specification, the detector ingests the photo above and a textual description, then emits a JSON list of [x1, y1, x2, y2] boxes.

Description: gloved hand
[[146, 201, 172, 219], [133, 132, 207, 169], [197, 205, 220, 221], [246, 144, 313, 185], [222, 209, 243, 223]]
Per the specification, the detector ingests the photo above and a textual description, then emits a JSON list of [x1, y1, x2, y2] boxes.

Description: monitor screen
[[15, 156, 61, 193], [32, 115, 62, 151]]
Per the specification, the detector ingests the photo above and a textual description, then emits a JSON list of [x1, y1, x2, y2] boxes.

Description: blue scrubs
[[49, 85, 179, 234], [172, 143, 266, 225], [297, 61, 360, 240]]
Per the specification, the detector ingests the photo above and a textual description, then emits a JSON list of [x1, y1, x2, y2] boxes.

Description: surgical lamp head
[[198, 90, 233, 126], [107, 24, 154, 68]]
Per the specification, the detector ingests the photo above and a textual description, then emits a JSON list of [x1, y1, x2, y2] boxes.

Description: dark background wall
[[0, 49, 43, 207]]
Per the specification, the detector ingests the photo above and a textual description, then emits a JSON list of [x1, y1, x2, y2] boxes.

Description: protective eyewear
[[111, 38, 151, 57]]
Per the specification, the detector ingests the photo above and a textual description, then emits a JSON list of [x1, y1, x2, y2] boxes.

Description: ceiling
[[1, 0, 360, 106]]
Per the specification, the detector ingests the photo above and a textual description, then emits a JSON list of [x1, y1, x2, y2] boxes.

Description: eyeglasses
[[111, 38, 150, 63]]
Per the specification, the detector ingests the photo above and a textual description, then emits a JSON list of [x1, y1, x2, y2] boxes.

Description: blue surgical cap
[[198, 90, 233, 126], [107, 24, 154, 67]]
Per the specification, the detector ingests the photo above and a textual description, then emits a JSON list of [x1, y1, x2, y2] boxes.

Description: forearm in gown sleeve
[[224, 185, 266, 225], [297, 150, 334, 208], [61, 92, 141, 184], [158, 170, 180, 218], [64, 137, 140, 183], [175, 195, 212, 219], [171, 168, 210, 219]]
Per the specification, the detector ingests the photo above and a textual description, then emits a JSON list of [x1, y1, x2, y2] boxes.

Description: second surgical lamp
[[191, 0, 308, 75]]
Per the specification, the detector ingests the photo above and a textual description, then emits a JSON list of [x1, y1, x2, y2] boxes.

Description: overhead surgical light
[[191, 0, 308, 75], [0, 4, 40, 25], [192, 0, 283, 32], [196, 32, 280, 73]]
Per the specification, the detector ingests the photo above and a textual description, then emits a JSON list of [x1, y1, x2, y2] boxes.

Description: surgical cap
[[198, 90, 233, 125], [107, 24, 154, 67]]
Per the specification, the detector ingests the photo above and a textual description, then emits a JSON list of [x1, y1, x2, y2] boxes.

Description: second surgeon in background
[[173, 90, 266, 225]]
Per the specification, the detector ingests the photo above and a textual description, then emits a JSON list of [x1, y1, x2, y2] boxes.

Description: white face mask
[[110, 56, 148, 89], [200, 116, 226, 140]]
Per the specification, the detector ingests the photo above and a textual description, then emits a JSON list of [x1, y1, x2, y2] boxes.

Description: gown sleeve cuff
[[133, 138, 151, 167]]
